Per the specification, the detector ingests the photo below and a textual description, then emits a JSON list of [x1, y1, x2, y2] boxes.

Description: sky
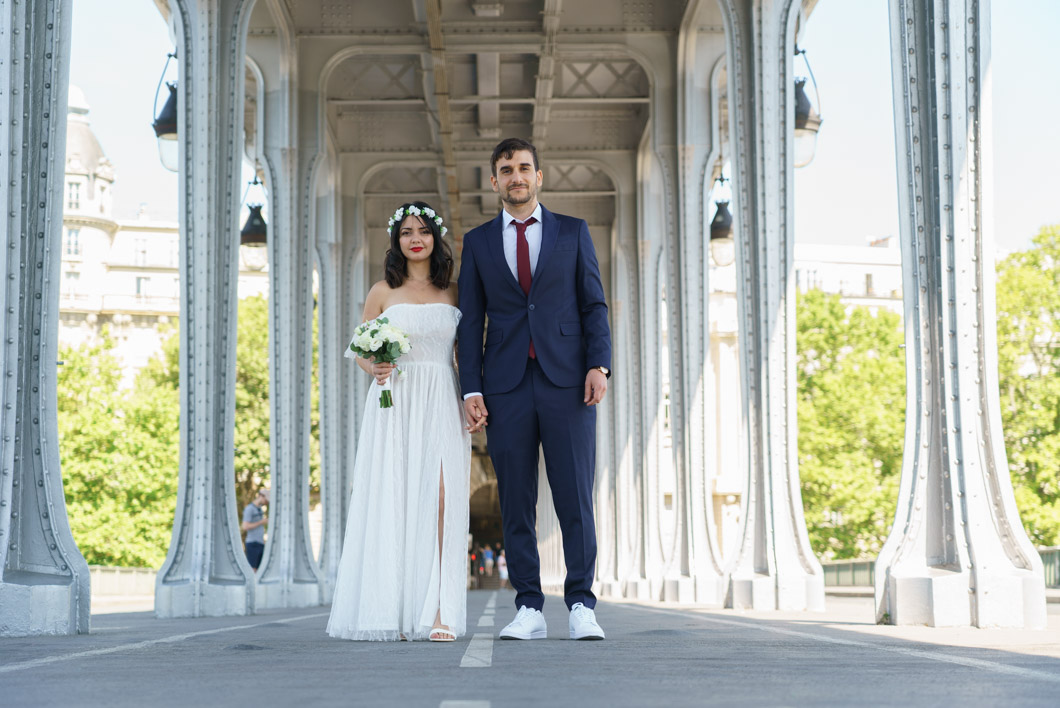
[[69, 0, 1060, 251]]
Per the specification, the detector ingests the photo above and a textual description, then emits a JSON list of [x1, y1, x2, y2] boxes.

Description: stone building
[[0, 0, 1047, 635], [58, 86, 269, 385]]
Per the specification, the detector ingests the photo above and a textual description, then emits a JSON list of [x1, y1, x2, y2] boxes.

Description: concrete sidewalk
[[1, 592, 1058, 707]]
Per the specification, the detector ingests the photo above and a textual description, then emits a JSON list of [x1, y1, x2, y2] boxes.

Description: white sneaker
[[568, 602, 605, 640], [499, 605, 547, 640]]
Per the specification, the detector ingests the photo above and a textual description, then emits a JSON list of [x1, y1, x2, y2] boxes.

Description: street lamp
[[240, 175, 268, 271], [709, 199, 735, 267], [793, 45, 823, 168], [151, 52, 178, 172]]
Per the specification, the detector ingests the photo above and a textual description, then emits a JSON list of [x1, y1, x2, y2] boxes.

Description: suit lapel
[[485, 212, 525, 297], [531, 206, 559, 296]]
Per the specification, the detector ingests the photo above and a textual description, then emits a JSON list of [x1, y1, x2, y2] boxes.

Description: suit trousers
[[485, 358, 598, 611]]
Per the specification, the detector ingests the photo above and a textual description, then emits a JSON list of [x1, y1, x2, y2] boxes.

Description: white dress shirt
[[501, 203, 544, 279], [464, 204, 544, 402]]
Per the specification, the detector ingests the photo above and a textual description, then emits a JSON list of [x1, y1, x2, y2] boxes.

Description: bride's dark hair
[[384, 201, 454, 290]]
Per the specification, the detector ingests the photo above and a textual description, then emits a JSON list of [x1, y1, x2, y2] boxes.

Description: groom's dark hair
[[384, 201, 454, 290], [490, 137, 539, 176]]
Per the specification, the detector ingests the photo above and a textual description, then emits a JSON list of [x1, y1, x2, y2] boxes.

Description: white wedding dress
[[327, 303, 471, 641]]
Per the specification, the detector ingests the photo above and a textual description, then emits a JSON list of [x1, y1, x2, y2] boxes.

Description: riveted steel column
[[255, 76, 325, 607], [719, 0, 824, 612], [875, 0, 1046, 628], [154, 0, 256, 618], [0, 0, 91, 636]]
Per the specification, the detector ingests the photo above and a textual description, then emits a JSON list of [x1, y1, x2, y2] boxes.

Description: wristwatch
[[591, 366, 610, 378]]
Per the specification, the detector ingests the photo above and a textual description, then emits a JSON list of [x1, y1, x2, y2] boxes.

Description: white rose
[[369, 338, 383, 351], [424, 207, 435, 218], [408, 206, 421, 216]]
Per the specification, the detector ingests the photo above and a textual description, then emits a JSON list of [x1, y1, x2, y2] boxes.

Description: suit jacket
[[457, 205, 612, 395]]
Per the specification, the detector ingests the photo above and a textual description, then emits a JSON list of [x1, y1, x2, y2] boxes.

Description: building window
[[64, 270, 80, 295], [136, 276, 149, 297], [865, 273, 875, 296], [64, 228, 81, 256], [135, 237, 148, 266], [67, 182, 80, 210]]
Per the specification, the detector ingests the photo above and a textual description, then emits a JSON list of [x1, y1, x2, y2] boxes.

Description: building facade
[[0, 0, 1046, 635]]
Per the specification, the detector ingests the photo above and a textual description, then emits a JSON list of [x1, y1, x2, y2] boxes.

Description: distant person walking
[[242, 489, 269, 571], [483, 545, 495, 576], [497, 550, 509, 589]]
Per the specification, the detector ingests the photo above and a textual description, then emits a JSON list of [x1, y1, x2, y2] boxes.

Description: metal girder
[[0, 0, 91, 637], [154, 0, 257, 619], [719, 0, 824, 612], [874, 0, 1046, 629]]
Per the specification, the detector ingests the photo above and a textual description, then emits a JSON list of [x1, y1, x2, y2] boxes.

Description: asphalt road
[[1, 591, 1058, 707]]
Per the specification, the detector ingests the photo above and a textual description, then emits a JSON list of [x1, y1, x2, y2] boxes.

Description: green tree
[[996, 225, 1060, 546], [797, 289, 906, 559], [58, 330, 179, 567]]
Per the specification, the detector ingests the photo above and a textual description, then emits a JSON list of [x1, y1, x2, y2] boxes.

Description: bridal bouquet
[[346, 316, 411, 408]]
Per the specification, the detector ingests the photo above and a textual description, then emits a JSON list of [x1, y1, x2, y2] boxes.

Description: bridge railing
[[822, 548, 1060, 588]]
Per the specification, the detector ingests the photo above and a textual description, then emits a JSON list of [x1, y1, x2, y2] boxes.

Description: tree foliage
[[58, 330, 179, 567], [796, 289, 905, 559], [995, 226, 1060, 546], [60, 294, 321, 567]]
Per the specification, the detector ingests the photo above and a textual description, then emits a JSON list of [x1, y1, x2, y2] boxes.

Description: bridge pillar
[[0, 0, 91, 637], [875, 0, 1046, 628], [720, 0, 825, 612], [154, 0, 256, 618]]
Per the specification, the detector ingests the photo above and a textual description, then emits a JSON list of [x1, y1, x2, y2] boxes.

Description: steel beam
[[155, 0, 257, 618], [0, 0, 91, 637], [875, 0, 1046, 628], [719, 0, 824, 612]]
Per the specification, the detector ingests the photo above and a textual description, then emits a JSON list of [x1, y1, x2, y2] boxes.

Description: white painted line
[[626, 604, 1060, 684], [460, 633, 494, 668], [477, 615, 494, 627], [0, 612, 330, 675], [439, 701, 490, 707], [482, 607, 495, 616], [485, 592, 497, 609]]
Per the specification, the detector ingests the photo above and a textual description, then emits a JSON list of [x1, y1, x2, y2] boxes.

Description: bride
[[326, 202, 471, 642]]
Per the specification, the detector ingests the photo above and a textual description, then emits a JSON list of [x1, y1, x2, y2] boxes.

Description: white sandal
[[428, 627, 456, 642]]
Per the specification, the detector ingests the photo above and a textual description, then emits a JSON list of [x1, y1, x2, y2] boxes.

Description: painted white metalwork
[[0, 0, 91, 637], [154, 0, 257, 618], [875, 0, 1046, 628], [719, 0, 825, 612]]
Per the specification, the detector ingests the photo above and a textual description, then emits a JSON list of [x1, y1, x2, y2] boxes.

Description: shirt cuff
[[463, 392, 483, 400]]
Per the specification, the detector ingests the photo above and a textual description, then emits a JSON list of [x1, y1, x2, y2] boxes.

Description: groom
[[458, 138, 611, 640]]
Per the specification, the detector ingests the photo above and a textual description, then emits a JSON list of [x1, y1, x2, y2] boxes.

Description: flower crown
[[388, 205, 448, 237]]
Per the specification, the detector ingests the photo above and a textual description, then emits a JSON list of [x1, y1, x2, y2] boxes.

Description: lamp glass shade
[[709, 200, 736, 267], [793, 79, 822, 168], [710, 238, 735, 267], [153, 83, 179, 172]]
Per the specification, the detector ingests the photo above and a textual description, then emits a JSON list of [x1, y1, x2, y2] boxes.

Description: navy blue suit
[[457, 205, 611, 611]]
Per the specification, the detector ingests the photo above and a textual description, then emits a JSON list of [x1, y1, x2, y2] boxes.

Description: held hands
[[464, 395, 489, 433], [372, 361, 396, 386], [584, 369, 608, 406]]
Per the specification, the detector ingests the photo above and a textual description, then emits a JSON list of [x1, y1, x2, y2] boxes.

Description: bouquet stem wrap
[[344, 315, 412, 409]]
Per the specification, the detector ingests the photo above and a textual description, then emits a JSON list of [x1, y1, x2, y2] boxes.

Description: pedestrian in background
[[242, 489, 269, 571]]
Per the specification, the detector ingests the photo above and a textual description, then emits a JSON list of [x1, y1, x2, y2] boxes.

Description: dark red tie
[[515, 216, 537, 358]]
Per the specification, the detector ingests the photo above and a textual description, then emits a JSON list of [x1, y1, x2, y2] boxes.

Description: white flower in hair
[[441, 226, 448, 236], [434, 216, 443, 225], [424, 207, 436, 218], [408, 206, 421, 216]]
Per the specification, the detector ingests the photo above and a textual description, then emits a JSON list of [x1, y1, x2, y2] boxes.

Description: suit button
[[528, 304, 535, 311]]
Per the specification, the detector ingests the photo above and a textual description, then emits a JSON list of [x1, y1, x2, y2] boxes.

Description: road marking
[[0, 612, 330, 675], [460, 633, 494, 668], [460, 591, 497, 668], [625, 604, 1060, 684], [439, 702, 490, 707]]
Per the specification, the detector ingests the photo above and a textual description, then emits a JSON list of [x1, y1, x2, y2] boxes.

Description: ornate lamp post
[[793, 46, 822, 168], [151, 52, 178, 172], [240, 175, 268, 271]]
